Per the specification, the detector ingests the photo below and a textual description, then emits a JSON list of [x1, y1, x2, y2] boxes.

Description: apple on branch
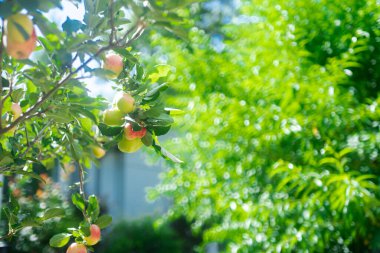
[[103, 108, 125, 126], [5, 14, 34, 43], [116, 93, 135, 114], [118, 137, 143, 153], [103, 53, 123, 79], [11, 103, 22, 120], [92, 146, 106, 159], [84, 224, 101, 246], [66, 243, 87, 253], [123, 123, 147, 140], [5, 14, 36, 59]]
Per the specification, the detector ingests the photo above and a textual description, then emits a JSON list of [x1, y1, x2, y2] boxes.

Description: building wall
[[85, 149, 169, 221]]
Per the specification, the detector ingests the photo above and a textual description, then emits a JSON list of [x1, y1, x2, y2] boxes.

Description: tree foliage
[[0, 0, 196, 250], [149, 0, 380, 252]]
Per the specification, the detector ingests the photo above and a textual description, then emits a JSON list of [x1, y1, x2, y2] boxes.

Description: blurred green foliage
[[100, 218, 187, 253], [147, 0, 380, 252], [5, 175, 81, 253]]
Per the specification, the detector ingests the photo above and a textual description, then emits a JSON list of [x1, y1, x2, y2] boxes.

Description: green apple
[[118, 137, 143, 153], [92, 146, 106, 159], [117, 93, 135, 114], [6, 28, 37, 59], [66, 243, 87, 253], [103, 53, 123, 79], [103, 108, 124, 126], [6, 14, 34, 43], [84, 224, 101, 246]]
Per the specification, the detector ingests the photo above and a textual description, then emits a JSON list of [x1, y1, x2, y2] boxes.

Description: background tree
[[149, 0, 380, 252]]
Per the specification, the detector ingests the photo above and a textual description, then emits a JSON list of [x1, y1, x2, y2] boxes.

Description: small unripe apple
[[103, 53, 123, 78], [92, 146, 106, 159], [84, 224, 101, 246], [66, 243, 87, 253], [5, 28, 37, 59], [118, 137, 143, 153], [103, 108, 124, 126], [124, 123, 146, 140], [11, 103, 22, 119], [6, 14, 34, 43], [117, 93, 135, 114]]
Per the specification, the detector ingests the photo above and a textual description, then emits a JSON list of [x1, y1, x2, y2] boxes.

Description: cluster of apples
[[101, 53, 147, 154], [66, 224, 101, 253], [103, 92, 147, 153], [3, 13, 37, 59]]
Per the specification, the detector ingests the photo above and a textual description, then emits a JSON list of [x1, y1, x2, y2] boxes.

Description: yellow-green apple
[[5, 28, 37, 59], [11, 103, 22, 119], [123, 123, 146, 140], [103, 53, 123, 78], [118, 137, 143, 153], [116, 93, 135, 114], [6, 14, 34, 43], [92, 146, 106, 159], [103, 108, 124, 126], [84, 224, 101, 246], [66, 243, 87, 253]]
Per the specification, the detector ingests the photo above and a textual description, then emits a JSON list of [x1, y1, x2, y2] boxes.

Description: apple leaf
[[95, 215, 112, 229], [49, 233, 71, 248]]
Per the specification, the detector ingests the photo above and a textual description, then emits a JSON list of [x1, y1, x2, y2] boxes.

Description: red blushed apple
[[6, 14, 34, 43], [103, 108, 125, 126], [11, 103, 22, 119], [66, 243, 87, 253], [5, 28, 37, 59], [118, 137, 143, 153], [117, 93, 135, 114], [92, 146, 106, 159], [103, 53, 123, 78], [124, 123, 147, 140], [84, 224, 101, 246]]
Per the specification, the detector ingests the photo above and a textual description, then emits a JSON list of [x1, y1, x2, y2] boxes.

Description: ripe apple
[[103, 53, 123, 78], [103, 108, 124, 126], [117, 93, 135, 114], [118, 137, 143, 153], [84, 224, 101, 246], [92, 146, 106, 159], [6, 14, 34, 43], [11, 103, 22, 119], [66, 243, 87, 253], [5, 28, 37, 59], [124, 123, 146, 140]]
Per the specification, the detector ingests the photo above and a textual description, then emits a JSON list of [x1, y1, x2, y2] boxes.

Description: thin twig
[[20, 121, 52, 158], [109, 0, 116, 44]]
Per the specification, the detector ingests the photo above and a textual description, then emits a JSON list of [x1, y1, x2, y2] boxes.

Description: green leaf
[[62, 17, 83, 34], [72, 193, 86, 212], [143, 83, 168, 102], [49, 233, 71, 248], [141, 132, 153, 146], [79, 220, 91, 237], [95, 215, 112, 229], [152, 142, 183, 163], [86, 195, 100, 221], [21, 217, 42, 227], [98, 123, 123, 137], [41, 208, 65, 221]]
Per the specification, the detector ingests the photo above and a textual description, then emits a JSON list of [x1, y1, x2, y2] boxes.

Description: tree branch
[[0, 21, 146, 135]]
